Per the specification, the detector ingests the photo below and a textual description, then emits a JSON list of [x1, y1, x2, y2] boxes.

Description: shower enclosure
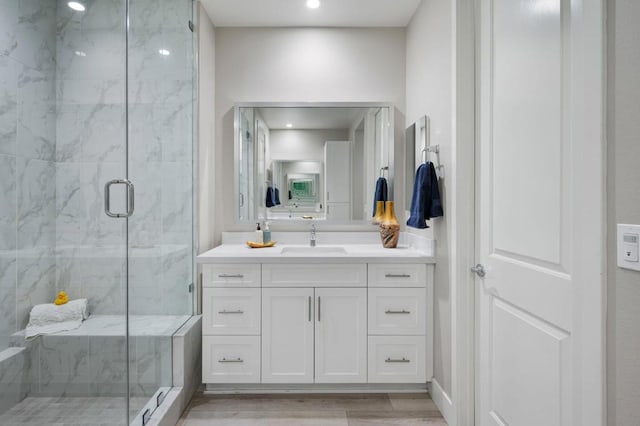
[[0, 0, 195, 424]]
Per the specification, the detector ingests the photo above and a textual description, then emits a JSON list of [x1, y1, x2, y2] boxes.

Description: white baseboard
[[430, 378, 455, 425]]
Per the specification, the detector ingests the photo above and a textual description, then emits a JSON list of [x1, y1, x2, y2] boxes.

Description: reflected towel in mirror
[[266, 186, 276, 207], [372, 177, 388, 216]]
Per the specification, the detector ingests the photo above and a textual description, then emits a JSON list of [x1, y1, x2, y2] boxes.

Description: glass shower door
[[55, 0, 130, 424], [126, 0, 195, 422]]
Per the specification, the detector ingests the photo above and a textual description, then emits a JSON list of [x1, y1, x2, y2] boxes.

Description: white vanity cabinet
[[261, 287, 367, 384], [262, 288, 314, 383], [200, 257, 434, 389], [367, 264, 431, 383], [202, 264, 262, 384], [314, 288, 367, 383]]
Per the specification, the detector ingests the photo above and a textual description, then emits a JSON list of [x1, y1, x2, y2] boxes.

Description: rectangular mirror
[[234, 103, 394, 224]]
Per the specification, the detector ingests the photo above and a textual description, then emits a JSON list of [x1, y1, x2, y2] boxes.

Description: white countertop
[[197, 243, 435, 264]]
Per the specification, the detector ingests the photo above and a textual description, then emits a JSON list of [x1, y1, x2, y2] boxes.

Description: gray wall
[[405, 0, 452, 397], [198, 2, 216, 254], [607, 0, 640, 424], [0, 0, 57, 349]]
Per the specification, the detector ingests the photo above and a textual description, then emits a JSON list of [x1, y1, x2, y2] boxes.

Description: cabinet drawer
[[202, 288, 261, 335], [203, 336, 260, 383], [262, 264, 366, 287], [368, 336, 426, 383], [368, 288, 426, 335], [367, 264, 427, 287], [203, 264, 261, 287]]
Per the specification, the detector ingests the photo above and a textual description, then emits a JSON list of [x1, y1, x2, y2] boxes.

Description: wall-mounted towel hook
[[379, 166, 389, 178], [421, 145, 444, 173]]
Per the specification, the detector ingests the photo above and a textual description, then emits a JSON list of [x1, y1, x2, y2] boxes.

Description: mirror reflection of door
[[238, 108, 254, 221]]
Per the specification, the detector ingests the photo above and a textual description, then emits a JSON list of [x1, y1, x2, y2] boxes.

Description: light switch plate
[[617, 224, 640, 271]]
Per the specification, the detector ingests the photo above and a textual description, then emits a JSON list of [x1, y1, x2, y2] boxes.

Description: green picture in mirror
[[291, 180, 313, 198]]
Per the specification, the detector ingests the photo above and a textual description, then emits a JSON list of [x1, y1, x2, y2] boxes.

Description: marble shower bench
[[7, 315, 190, 399]]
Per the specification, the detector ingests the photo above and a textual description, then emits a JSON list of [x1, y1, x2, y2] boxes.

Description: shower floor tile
[[0, 396, 149, 425]]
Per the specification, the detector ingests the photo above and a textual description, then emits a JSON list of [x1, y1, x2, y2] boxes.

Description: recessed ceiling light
[[286, 123, 293, 128], [67, 2, 85, 11], [74, 50, 86, 57], [306, 0, 320, 9], [158, 49, 171, 56]]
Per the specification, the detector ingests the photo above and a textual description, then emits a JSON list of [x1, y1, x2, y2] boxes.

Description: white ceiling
[[200, 0, 422, 27], [256, 107, 366, 130]]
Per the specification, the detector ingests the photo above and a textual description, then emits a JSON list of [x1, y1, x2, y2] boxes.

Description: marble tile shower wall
[[54, 0, 128, 317], [0, 0, 57, 351], [55, 0, 194, 316]]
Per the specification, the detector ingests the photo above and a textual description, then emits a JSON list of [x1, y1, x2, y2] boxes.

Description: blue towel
[[406, 162, 443, 229], [371, 177, 388, 216], [274, 188, 281, 205], [265, 187, 276, 208]]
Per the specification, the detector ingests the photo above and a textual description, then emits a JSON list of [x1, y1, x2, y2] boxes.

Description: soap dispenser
[[263, 221, 271, 244], [254, 222, 263, 244]]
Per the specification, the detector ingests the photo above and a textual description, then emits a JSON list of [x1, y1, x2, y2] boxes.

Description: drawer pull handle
[[385, 273, 411, 278], [218, 310, 244, 314], [218, 358, 244, 363], [385, 357, 411, 363], [218, 274, 244, 278], [385, 309, 411, 314]]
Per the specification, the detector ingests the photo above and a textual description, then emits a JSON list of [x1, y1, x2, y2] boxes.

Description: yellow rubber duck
[[54, 291, 69, 306]]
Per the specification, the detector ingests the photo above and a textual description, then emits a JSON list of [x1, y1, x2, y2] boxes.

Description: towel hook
[[421, 145, 444, 172], [379, 166, 389, 178]]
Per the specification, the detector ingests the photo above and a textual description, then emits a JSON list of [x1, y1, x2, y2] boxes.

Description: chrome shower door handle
[[104, 179, 135, 218]]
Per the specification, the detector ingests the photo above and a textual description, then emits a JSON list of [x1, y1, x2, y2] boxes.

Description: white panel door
[[314, 288, 367, 383], [476, 1, 604, 425], [262, 288, 314, 383], [324, 141, 351, 203]]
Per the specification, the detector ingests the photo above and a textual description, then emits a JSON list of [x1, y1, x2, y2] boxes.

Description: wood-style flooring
[[178, 392, 447, 426]]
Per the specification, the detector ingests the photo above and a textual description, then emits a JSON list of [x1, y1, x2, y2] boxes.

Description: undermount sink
[[280, 246, 348, 255]]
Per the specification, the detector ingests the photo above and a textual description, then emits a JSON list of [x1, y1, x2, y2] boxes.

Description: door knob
[[470, 264, 486, 277]]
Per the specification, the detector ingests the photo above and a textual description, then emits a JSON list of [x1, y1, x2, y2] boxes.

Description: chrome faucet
[[310, 224, 316, 247]]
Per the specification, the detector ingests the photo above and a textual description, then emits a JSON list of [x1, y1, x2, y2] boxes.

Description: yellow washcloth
[[54, 291, 69, 306]]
